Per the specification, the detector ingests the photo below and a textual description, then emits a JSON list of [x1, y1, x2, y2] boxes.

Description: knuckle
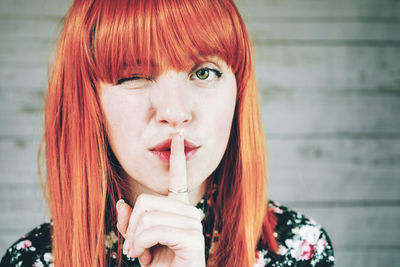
[[195, 220, 203, 232], [135, 193, 147, 206], [127, 248, 137, 259], [196, 233, 205, 246], [135, 193, 154, 209], [189, 206, 203, 220]]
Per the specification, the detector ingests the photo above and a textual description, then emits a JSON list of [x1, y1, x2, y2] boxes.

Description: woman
[[1, 0, 334, 266]]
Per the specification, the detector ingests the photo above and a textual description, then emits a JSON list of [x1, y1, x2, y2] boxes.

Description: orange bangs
[[73, 0, 251, 91]]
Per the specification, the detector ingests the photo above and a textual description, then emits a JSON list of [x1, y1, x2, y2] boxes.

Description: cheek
[[101, 90, 149, 163], [209, 104, 234, 141], [214, 102, 236, 149], [210, 84, 236, 137], [197, 84, 237, 162]]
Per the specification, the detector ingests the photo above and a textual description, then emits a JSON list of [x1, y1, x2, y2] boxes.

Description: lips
[[149, 139, 200, 162]]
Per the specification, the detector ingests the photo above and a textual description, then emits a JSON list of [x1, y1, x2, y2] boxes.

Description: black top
[[1, 197, 334, 266]]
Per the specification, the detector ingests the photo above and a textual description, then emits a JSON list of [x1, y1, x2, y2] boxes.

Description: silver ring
[[168, 188, 189, 194]]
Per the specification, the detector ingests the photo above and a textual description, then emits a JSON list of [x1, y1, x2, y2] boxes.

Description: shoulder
[[0, 222, 53, 267], [255, 201, 335, 267]]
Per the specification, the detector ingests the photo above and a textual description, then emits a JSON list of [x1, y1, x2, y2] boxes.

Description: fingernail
[[116, 199, 125, 211]]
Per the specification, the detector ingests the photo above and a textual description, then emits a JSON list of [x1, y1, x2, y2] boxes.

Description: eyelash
[[116, 67, 222, 85], [191, 68, 222, 81], [116, 76, 151, 85]]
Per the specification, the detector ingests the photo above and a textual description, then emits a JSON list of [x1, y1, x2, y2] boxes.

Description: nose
[[151, 72, 193, 127]]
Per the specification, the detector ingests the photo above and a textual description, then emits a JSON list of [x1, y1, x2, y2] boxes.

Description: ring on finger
[[168, 188, 189, 194]]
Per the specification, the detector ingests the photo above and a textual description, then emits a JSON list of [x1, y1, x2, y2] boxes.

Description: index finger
[[168, 130, 189, 204]]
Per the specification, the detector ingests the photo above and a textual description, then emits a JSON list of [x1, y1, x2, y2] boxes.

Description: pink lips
[[149, 139, 200, 162]]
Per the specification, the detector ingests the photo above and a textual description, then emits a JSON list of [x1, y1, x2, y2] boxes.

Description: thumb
[[116, 199, 132, 238]]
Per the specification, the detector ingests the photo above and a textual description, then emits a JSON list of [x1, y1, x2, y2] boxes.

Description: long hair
[[42, 0, 278, 266]]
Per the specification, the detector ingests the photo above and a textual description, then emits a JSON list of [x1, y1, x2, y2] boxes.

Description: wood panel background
[[0, 0, 399, 266]]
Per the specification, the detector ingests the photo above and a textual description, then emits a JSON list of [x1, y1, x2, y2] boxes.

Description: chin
[[140, 177, 169, 195]]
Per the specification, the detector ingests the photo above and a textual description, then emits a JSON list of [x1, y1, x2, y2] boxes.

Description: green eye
[[195, 69, 210, 80], [191, 67, 222, 82]]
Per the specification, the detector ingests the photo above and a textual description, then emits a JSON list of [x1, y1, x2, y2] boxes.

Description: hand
[[116, 132, 206, 267]]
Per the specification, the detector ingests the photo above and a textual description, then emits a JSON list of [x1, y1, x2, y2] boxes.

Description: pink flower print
[[296, 240, 316, 261], [298, 225, 320, 244], [16, 240, 32, 250], [23, 240, 32, 249]]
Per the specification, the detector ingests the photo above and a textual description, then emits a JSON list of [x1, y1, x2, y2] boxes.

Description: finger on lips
[[116, 131, 203, 263], [168, 131, 190, 204]]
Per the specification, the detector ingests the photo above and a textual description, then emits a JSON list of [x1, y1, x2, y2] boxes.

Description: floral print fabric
[[1, 199, 334, 266], [0, 222, 53, 267], [257, 201, 334, 266]]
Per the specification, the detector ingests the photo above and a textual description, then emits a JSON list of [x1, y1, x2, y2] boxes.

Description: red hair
[[42, 0, 278, 266]]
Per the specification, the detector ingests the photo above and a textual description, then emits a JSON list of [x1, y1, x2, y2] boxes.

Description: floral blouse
[[1, 197, 334, 267]]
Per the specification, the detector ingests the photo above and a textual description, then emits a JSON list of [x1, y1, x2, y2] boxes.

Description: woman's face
[[100, 58, 236, 201]]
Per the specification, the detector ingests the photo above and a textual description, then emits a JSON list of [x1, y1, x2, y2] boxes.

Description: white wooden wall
[[0, 1, 399, 266]]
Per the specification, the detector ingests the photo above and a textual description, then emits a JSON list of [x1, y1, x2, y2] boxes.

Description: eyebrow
[[190, 59, 224, 71]]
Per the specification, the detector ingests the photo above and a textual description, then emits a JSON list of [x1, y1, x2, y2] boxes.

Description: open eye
[[191, 68, 222, 81]]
